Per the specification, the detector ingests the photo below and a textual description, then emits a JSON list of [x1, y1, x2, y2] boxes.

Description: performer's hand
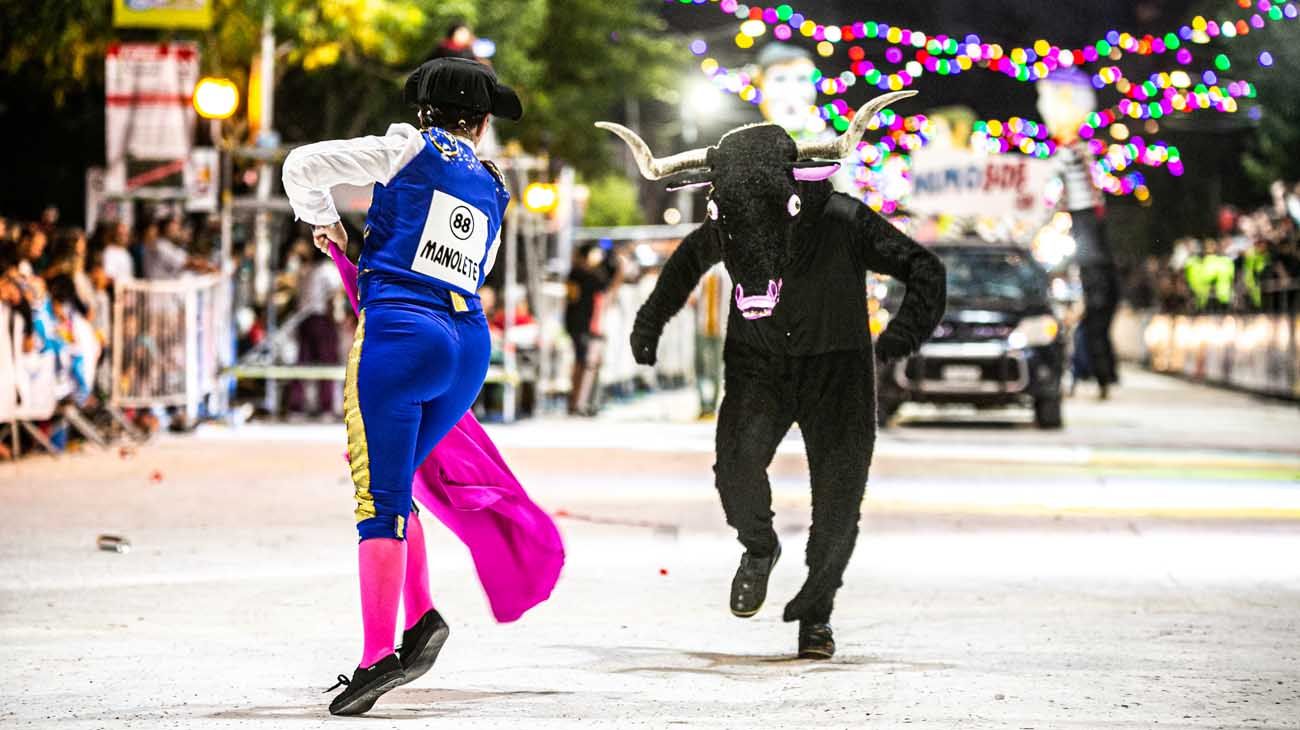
[[312, 222, 347, 254], [875, 331, 913, 362], [630, 330, 660, 366]]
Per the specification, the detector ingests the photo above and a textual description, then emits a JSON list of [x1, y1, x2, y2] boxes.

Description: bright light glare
[[193, 77, 239, 120], [523, 183, 558, 213], [685, 82, 723, 117]]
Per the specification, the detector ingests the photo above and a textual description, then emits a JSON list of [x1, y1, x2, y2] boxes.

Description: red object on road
[[659, 568, 669, 576]]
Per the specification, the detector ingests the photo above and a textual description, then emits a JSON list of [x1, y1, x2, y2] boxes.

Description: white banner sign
[[105, 42, 200, 195], [184, 147, 219, 213], [908, 149, 1054, 219]]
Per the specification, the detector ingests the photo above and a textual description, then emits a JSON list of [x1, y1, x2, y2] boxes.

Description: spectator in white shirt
[[93, 220, 136, 285], [143, 217, 216, 280]]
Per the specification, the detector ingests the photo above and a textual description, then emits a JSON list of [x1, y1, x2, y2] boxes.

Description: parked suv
[[875, 240, 1065, 428]]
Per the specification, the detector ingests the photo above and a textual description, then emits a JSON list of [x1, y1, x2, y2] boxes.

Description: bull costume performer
[[283, 58, 562, 716], [597, 90, 945, 658]]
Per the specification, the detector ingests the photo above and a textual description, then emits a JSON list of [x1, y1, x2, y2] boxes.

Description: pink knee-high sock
[[402, 510, 435, 631], [358, 537, 406, 668]]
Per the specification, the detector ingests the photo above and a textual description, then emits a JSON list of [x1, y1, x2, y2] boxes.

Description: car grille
[[904, 356, 1023, 383], [931, 321, 1014, 341]]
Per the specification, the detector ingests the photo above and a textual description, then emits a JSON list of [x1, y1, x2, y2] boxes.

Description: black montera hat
[[403, 57, 523, 121]]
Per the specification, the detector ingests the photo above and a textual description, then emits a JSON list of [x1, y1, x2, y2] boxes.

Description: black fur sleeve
[[633, 224, 723, 338], [850, 203, 947, 358]]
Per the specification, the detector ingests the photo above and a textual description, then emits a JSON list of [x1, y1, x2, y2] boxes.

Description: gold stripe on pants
[[344, 310, 375, 522]]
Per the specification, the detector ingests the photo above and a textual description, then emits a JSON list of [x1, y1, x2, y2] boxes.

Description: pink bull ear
[[792, 163, 840, 181]]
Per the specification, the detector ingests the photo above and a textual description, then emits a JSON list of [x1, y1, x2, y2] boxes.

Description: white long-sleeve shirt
[[281, 123, 430, 225]]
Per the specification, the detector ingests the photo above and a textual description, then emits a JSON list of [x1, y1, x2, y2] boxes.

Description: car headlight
[[1008, 314, 1059, 349]]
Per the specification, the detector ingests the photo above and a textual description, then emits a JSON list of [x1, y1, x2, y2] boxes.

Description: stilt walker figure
[[282, 57, 523, 715]]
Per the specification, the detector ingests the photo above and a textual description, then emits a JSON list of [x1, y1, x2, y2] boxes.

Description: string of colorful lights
[[680, 0, 1296, 89], [673, 0, 1289, 205]]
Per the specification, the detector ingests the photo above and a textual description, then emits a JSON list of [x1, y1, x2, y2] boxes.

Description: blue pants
[[345, 275, 490, 541]]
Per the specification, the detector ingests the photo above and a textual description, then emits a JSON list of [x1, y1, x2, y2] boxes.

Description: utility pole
[[253, 6, 276, 305], [254, 6, 280, 414]]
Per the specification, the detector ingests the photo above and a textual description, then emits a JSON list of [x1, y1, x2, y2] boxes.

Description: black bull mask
[[597, 90, 915, 320]]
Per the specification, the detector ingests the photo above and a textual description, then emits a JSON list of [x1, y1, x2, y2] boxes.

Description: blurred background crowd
[[1122, 183, 1300, 314], [2, 0, 1299, 461]]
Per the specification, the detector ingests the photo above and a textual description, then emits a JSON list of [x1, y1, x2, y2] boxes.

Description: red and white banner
[[105, 42, 200, 195]]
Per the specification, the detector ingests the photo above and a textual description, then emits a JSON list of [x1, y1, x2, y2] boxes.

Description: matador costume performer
[[598, 90, 946, 658]]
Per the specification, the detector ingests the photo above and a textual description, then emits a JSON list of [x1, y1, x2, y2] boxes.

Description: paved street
[[2, 367, 1298, 729]]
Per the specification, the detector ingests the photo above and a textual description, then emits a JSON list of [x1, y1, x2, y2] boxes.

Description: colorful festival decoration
[[672, 0, 1293, 207]]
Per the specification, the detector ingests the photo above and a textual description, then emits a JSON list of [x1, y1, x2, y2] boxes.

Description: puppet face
[[758, 57, 819, 135], [1036, 72, 1096, 144]]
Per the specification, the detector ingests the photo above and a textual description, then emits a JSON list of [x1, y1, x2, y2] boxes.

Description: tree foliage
[[582, 175, 646, 227], [1191, 0, 1300, 192], [1, 0, 681, 172], [1231, 22, 1300, 190]]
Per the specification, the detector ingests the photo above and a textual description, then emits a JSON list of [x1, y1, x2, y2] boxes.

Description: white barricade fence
[[112, 274, 232, 419], [0, 303, 15, 422], [596, 275, 695, 389], [0, 302, 62, 424], [1113, 307, 1300, 399], [533, 272, 698, 403]]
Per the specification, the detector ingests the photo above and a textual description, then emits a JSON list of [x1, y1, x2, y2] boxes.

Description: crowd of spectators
[[1123, 183, 1300, 315], [0, 206, 219, 458]]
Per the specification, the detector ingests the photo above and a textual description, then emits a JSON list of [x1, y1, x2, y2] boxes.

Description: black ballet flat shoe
[[797, 622, 835, 660], [325, 653, 405, 716], [396, 608, 451, 686], [730, 542, 781, 618]]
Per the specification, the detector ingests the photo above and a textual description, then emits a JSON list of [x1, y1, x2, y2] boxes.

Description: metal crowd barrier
[[0, 302, 127, 457], [111, 274, 233, 421], [1, 303, 58, 454], [1113, 306, 1300, 400]]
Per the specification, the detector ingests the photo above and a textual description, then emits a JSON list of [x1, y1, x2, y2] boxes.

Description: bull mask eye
[[707, 199, 719, 221], [787, 193, 802, 217]]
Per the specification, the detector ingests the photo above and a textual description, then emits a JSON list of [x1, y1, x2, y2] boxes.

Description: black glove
[[630, 328, 660, 366], [875, 330, 914, 362]]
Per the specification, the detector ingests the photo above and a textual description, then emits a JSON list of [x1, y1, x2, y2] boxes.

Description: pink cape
[[330, 245, 564, 622]]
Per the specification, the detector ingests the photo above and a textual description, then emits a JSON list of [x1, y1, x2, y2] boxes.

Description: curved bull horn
[[595, 122, 710, 180], [795, 90, 918, 160]]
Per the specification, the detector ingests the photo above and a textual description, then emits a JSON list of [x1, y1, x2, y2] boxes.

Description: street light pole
[[214, 118, 233, 279], [252, 7, 276, 306]]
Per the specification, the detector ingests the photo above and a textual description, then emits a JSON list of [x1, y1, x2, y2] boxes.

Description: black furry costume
[[599, 91, 946, 631], [634, 187, 945, 623]]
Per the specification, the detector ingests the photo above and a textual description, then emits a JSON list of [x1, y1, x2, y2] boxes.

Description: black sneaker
[[396, 609, 450, 686], [730, 542, 781, 618], [325, 653, 405, 716], [797, 622, 835, 660]]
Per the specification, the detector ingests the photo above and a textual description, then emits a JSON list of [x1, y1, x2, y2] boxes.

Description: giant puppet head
[[755, 43, 821, 137], [1035, 68, 1096, 145], [597, 90, 915, 319]]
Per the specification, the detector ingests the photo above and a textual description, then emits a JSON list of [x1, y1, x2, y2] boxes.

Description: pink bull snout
[[734, 279, 783, 320]]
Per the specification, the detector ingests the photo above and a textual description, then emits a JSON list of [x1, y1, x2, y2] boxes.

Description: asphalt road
[[1, 367, 1297, 728]]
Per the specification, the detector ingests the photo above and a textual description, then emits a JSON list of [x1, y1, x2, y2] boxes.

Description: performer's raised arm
[[630, 224, 722, 365], [850, 204, 947, 360], [282, 125, 430, 251]]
